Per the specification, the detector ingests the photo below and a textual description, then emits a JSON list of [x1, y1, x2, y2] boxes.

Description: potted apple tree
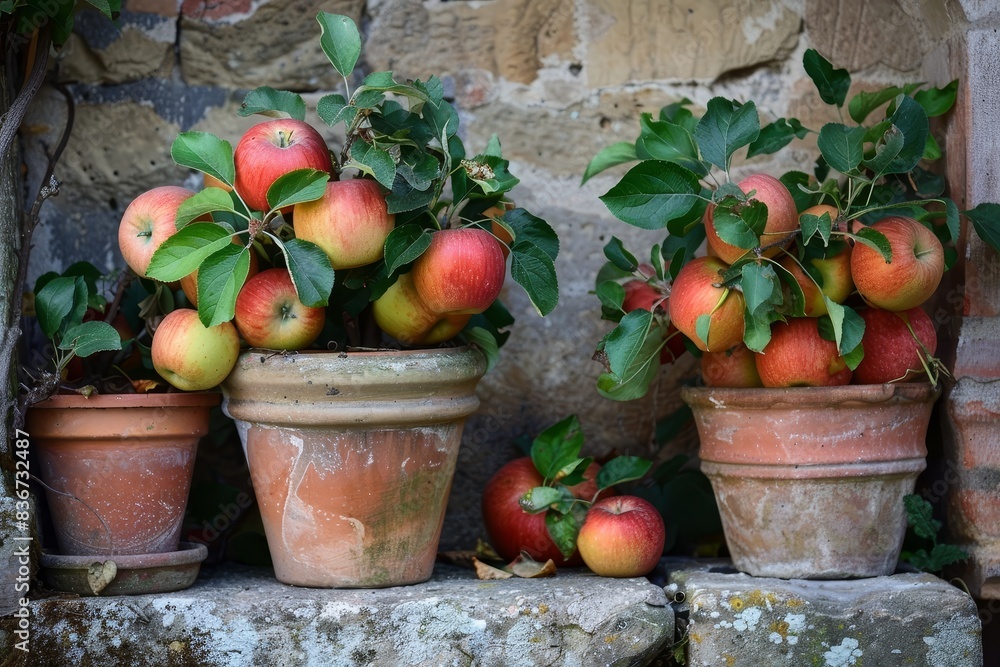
[[585, 49, 1000, 579], [118, 13, 559, 588]]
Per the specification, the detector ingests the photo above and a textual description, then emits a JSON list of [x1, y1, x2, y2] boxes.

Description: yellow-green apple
[[372, 272, 470, 346], [233, 268, 325, 350], [852, 306, 937, 384], [151, 308, 240, 391], [411, 228, 507, 315], [755, 317, 852, 387], [705, 173, 799, 264], [180, 242, 259, 307], [482, 457, 613, 566], [777, 249, 854, 317], [701, 343, 763, 388], [576, 495, 665, 578], [118, 186, 197, 277], [621, 278, 688, 363], [233, 119, 333, 213], [851, 216, 944, 311], [667, 256, 745, 352], [293, 178, 395, 270]]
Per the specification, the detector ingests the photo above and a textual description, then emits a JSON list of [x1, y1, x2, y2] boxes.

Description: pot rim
[[29, 392, 221, 410], [681, 382, 940, 408]]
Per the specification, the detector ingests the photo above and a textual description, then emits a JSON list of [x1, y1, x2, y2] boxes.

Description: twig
[[0, 27, 50, 164]]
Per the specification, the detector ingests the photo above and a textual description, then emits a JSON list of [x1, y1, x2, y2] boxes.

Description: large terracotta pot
[[27, 392, 218, 556], [222, 347, 486, 588], [680, 383, 939, 579]]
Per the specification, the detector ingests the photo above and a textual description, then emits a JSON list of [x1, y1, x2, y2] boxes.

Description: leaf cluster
[[900, 494, 968, 573], [585, 49, 1000, 400]]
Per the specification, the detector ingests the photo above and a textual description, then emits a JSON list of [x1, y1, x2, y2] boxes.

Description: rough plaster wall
[[22, 0, 974, 549]]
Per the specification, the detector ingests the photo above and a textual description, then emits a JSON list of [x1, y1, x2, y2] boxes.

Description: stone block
[[668, 564, 982, 666], [57, 9, 175, 84], [22, 564, 673, 666]]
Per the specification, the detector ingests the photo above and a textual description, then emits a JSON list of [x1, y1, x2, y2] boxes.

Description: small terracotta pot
[[27, 392, 218, 556], [222, 347, 486, 588], [681, 383, 939, 579]]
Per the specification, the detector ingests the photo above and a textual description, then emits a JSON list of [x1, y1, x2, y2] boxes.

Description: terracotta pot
[[27, 392, 218, 556], [680, 383, 939, 579], [222, 347, 486, 588]]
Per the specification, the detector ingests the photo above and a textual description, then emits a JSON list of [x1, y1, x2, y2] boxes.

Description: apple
[[853, 307, 937, 384], [851, 216, 944, 311], [233, 268, 325, 350], [233, 119, 333, 213], [411, 228, 507, 315], [484, 202, 515, 259], [372, 272, 470, 346], [777, 249, 853, 317], [118, 186, 198, 277], [151, 308, 240, 391], [621, 278, 687, 363], [292, 178, 395, 270], [755, 317, 852, 387], [203, 173, 232, 192], [482, 456, 612, 566], [667, 256, 745, 352], [180, 242, 260, 308], [701, 343, 763, 388], [705, 173, 799, 265], [576, 495, 665, 578]]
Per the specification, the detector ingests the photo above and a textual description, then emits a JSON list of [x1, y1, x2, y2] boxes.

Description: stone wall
[[20, 0, 989, 551]]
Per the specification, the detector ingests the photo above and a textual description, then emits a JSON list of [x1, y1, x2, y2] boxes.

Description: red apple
[[482, 456, 612, 566], [852, 307, 937, 384], [755, 317, 852, 387], [705, 173, 799, 265], [778, 248, 854, 317], [667, 256, 745, 352], [701, 343, 763, 388], [851, 216, 944, 311], [412, 228, 507, 315], [181, 241, 260, 308], [151, 308, 240, 391], [621, 279, 687, 363], [233, 268, 325, 350], [118, 186, 197, 277], [372, 272, 470, 346], [576, 495, 665, 578], [293, 179, 395, 270], [233, 119, 333, 213]]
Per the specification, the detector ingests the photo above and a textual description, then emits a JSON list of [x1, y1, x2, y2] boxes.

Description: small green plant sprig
[[141, 13, 559, 366], [901, 494, 968, 574], [517, 415, 652, 559], [585, 49, 1000, 400]]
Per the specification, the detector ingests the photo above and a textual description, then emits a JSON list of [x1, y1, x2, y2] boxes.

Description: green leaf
[[779, 171, 818, 213], [695, 314, 712, 349], [712, 198, 768, 251], [595, 456, 652, 490], [747, 118, 799, 158], [510, 242, 559, 317], [383, 225, 432, 275], [58, 321, 122, 357], [317, 94, 357, 128], [347, 142, 396, 190], [581, 141, 638, 184], [171, 132, 235, 187], [386, 175, 436, 215], [599, 161, 703, 230], [740, 262, 782, 316], [695, 98, 760, 172], [519, 486, 567, 514], [852, 227, 893, 262], [964, 202, 1000, 252], [316, 12, 361, 78], [36, 277, 81, 339], [195, 245, 252, 328], [925, 543, 969, 570], [462, 326, 500, 373], [422, 93, 460, 143], [660, 98, 699, 133], [353, 88, 385, 110], [530, 415, 585, 483], [83, 0, 115, 18], [146, 223, 233, 282], [503, 209, 559, 261], [742, 305, 777, 353], [238, 86, 306, 120], [397, 148, 440, 191], [635, 114, 706, 175], [545, 505, 586, 560], [863, 124, 905, 181], [175, 187, 241, 229], [276, 238, 336, 308], [266, 169, 330, 212], [817, 123, 865, 174], [824, 300, 865, 358], [882, 95, 929, 175], [596, 280, 627, 317], [596, 330, 663, 401], [799, 212, 833, 247], [913, 80, 958, 118], [904, 494, 939, 541], [848, 86, 904, 124], [803, 48, 850, 107], [944, 198, 960, 243], [603, 237, 639, 272], [923, 133, 941, 161]]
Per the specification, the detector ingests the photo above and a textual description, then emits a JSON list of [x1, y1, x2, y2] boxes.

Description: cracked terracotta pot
[[222, 346, 486, 588], [27, 392, 218, 556], [680, 383, 940, 579]]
